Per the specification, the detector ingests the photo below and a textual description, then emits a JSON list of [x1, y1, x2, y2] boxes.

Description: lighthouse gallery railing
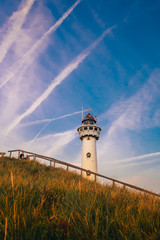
[[7, 149, 160, 198]]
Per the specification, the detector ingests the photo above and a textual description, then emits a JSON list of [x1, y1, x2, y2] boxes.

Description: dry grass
[[0, 156, 160, 240]]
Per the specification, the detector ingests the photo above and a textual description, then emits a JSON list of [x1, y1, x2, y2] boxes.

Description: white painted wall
[[82, 136, 97, 180]]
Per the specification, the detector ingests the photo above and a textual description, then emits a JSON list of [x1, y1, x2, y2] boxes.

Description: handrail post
[[67, 165, 69, 171], [18, 150, 20, 159], [33, 155, 36, 161], [112, 181, 115, 188], [50, 161, 51, 167], [9, 151, 12, 158], [94, 174, 96, 182], [53, 161, 55, 168]]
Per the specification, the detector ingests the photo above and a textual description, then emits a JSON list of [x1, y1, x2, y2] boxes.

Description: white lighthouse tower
[[77, 111, 101, 180]]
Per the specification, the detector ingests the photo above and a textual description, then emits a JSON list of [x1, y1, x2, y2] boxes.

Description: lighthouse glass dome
[[82, 113, 96, 125], [77, 113, 101, 140]]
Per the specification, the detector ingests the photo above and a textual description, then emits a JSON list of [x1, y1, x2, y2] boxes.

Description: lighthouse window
[[94, 127, 97, 131], [89, 126, 93, 130], [79, 127, 82, 131], [84, 126, 88, 130], [86, 152, 91, 158]]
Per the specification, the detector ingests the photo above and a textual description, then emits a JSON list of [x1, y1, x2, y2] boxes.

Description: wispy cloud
[[112, 152, 160, 164], [44, 129, 77, 157], [6, 25, 117, 133], [24, 129, 77, 158], [96, 69, 160, 193], [98, 69, 160, 163], [99, 152, 160, 172], [107, 69, 160, 131], [0, 0, 35, 63], [0, 0, 81, 89]]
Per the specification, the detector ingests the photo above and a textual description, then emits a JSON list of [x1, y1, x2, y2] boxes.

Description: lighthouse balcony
[[77, 125, 101, 140]]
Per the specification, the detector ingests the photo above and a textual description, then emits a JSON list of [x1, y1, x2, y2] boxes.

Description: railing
[[7, 149, 160, 198]]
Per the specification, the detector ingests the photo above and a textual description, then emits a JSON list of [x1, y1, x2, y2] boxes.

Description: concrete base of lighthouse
[[82, 136, 97, 181]]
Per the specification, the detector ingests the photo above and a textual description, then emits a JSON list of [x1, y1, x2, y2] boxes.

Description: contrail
[[19, 109, 88, 127], [6, 25, 116, 134], [26, 121, 51, 147], [116, 152, 160, 163], [0, 0, 35, 63], [25, 109, 88, 147], [0, 0, 81, 89]]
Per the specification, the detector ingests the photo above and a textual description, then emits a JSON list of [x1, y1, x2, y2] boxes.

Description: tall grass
[[0, 156, 160, 239]]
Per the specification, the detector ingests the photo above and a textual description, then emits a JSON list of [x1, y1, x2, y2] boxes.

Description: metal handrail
[[8, 149, 160, 198]]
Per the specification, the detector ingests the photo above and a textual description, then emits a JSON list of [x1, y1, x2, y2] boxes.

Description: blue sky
[[0, 0, 160, 192]]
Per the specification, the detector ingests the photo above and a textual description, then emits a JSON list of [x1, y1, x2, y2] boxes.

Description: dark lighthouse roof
[[82, 113, 97, 124]]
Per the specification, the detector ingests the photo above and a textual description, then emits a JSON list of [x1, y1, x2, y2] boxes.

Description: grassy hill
[[0, 156, 160, 240]]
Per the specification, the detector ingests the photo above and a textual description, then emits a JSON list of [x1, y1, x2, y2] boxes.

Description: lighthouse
[[77, 111, 101, 180]]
